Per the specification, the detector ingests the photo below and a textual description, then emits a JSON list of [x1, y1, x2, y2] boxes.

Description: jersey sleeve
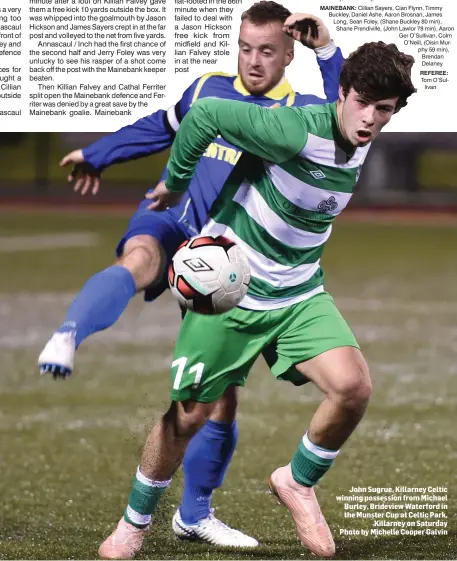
[[315, 43, 344, 102], [81, 78, 200, 171], [166, 98, 308, 193]]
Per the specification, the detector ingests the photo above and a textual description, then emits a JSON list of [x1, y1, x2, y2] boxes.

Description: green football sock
[[123, 467, 171, 528], [291, 431, 339, 487]]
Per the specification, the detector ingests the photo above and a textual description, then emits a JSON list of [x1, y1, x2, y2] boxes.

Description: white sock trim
[[314, 40, 337, 60], [302, 431, 340, 460], [126, 505, 151, 526], [136, 466, 172, 488]]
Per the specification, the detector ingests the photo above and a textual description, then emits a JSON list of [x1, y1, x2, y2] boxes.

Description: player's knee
[[333, 358, 372, 413], [117, 235, 165, 290], [171, 400, 215, 440], [210, 385, 238, 423]]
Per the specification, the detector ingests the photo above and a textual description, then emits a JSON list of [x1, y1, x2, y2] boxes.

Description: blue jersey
[[83, 48, 344, 234]]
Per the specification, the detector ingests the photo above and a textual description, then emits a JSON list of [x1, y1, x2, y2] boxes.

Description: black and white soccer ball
[[168, 235, 251, 314]]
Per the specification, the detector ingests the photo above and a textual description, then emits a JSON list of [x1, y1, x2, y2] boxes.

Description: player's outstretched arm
[[61, 78, 201, 195], [284, 13, 344, 102], [160, 98, 308, 205], [60, 109, 177, 196]]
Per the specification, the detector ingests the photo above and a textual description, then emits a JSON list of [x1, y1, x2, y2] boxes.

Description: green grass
[[0, 211, 456, 559]]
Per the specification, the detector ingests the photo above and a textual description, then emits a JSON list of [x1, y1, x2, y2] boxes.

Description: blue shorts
[[116, 196, 198, 302]]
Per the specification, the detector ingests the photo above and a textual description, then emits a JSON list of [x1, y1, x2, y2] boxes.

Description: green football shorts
[[170, 291, 359, 402]]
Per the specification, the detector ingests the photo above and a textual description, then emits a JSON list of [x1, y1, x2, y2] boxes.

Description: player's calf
[[100, 400, 215, 558], [37, 235, 167, 378]]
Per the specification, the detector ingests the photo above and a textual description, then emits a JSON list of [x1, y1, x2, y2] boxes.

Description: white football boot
[[172, 508, 258, 548], [38, 331, 76, 378]]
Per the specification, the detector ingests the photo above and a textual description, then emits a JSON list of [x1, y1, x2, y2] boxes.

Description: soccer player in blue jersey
[[39, 2, 344, 548]]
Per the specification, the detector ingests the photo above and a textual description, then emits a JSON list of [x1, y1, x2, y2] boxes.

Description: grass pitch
[[0, 209, 456, 559]]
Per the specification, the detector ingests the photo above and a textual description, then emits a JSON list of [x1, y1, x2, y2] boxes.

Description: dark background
[[0, 132, 456, 210]]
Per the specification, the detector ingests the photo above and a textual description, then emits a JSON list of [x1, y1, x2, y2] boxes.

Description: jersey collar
[[233, 75, 294, 99]]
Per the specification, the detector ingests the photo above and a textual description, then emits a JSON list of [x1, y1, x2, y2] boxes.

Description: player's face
[[238, 20, 294, 96], [337, 87, 398, 147]]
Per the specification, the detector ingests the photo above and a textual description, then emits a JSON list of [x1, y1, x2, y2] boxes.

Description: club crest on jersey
[[317, 196, 338, 213], [309, 169, 326, 180], [183, 258, 214, 272]]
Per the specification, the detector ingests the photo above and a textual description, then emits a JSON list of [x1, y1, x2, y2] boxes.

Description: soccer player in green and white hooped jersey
[[98, 42, 416, 559]]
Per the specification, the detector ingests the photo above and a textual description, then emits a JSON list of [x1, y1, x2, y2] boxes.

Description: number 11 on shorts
[[172, 357, 205, 390]]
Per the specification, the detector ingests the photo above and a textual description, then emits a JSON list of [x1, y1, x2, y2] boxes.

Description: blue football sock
[[58, 265, 136, 348], [179, 419, 238, 525]]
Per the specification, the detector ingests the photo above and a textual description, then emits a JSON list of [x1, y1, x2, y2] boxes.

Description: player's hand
[[145, 180, 184, 211], [283, 14, 331, 49], [60, 149, 102, 195]]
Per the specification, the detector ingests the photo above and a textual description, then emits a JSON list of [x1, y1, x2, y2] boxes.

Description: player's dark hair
[[339, 42, 416, 112], [241, 1, 291, 24]]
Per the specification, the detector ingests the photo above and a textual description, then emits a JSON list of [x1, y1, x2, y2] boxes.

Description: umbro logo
[[317, 196, 338, 213], [183, 258, 213, 272], [309, 169, 326, 180]]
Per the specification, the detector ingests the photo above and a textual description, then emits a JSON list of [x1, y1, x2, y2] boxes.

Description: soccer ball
[[168, 235, 251, 314]]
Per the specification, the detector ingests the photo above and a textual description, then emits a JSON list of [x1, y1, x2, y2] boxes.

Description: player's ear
[[338, 85, 345, 102], [285, 45, 294, 67]]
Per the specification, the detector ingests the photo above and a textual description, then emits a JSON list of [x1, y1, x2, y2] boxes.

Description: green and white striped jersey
[[166, 98, 371, 310]]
